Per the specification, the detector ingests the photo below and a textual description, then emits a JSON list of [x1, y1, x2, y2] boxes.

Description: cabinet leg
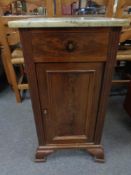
[[87, 147, 105, 163], [35, 149, 54, 162]]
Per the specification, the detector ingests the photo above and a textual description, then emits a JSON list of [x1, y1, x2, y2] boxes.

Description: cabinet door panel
[[36, 63, 103, 144]]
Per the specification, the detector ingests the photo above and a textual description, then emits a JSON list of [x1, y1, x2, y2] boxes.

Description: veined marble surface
[[8, 17, 130, 28]]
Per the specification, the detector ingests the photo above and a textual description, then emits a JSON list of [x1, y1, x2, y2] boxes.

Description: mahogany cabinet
[[18, 26, 121, 162]]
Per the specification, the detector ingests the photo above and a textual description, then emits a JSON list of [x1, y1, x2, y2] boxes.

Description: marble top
[[8, 17, 130, 28]]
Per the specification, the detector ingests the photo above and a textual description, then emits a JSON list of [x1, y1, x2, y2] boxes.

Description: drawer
[[31, 28, 110, 62]]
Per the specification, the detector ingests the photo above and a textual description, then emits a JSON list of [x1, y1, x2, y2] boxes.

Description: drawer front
[[31, 28, 109, 62]]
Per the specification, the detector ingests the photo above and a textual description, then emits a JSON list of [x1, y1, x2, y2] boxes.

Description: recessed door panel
[[36, 63, 103, 144]]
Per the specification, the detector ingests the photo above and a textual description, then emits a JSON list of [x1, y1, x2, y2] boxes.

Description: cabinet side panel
[[19, 29, 46, 145], [94, 27, 122, 144]]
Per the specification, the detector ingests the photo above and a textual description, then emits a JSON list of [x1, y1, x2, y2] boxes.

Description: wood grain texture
[[87, 147, 105, 162], [19, 26, 122, 162], [36, 63, 103, 144], [94, 27, 121, 144], [115, 0, 131, 18], [20, 29, 46, 145], [31, 28, 109, 62], [46, 0, 54, 17], [36, 144, 104, 162]]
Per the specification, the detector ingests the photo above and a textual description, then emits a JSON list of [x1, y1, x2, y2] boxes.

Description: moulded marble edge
[[8, 17, 130, 28]]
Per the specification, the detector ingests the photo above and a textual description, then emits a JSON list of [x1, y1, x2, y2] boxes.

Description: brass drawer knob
[[43, 109, 48, 115], [66, 41, 76, 52]]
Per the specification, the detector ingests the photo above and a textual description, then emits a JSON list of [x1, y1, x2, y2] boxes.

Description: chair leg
[[1, 53, 12, 85], [14, 87, 21, 103], [19, 64, 24, 75], [8, 63, 22, 103], [11, 76, 22, 103]]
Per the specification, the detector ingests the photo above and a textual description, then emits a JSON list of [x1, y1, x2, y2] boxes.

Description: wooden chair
[[49, 0, 114, 17], [116, 0, 131, 43], [112, 0, 131, 86], [0, 17, 29, 103]]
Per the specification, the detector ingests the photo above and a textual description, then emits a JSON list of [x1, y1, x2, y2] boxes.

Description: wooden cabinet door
[[36, 63, 104, 144]]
